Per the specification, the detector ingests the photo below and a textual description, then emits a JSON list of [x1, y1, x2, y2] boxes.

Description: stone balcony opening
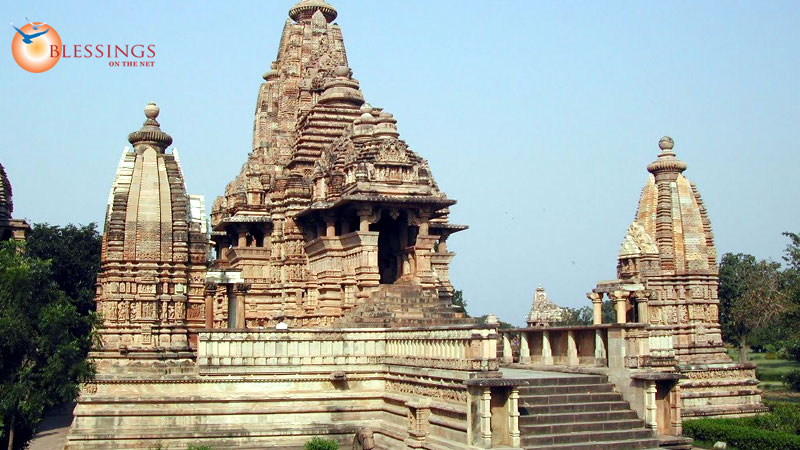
[[370, 209, 416, 284]]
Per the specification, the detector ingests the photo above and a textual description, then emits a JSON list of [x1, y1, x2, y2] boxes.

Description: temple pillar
[[519, 331, 530, 364], [612, 290, 629, 324], [237, 230, 247, 248], [502, 333, 513, 365], [480, 387, 492, 447], [325, 216, 336, 237], [645, 381, 658, 431], [419, 220, 429, 236], [509, 388, 520, 448], [204, 284, 216, 329], [635, 291, 650, 324], [587, 291, 603, 324], [567, 330, 579, 366], [542, 330, 553, 365], [595, 329, 607, 366], [357, 206, 372, 232], [262, 225, 270, 248]]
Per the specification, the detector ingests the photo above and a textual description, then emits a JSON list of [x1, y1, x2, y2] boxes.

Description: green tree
[[718, 252, 791, 363], [452, 289, 467, 315], [555, 306, 593, 326], [0, 241, 96, 450], [26, 223, 101, 314], [781, 233, 800, 329]]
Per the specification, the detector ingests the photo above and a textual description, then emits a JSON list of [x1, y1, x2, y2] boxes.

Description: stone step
[[520, 392, 624, 406], [522, 428, 655, 447], [520, 409, 639, 425], [521, 400, 632, 415], [519, 383, 615, 395], [516, 375, 609, 386], [521, 418, 645, 435], [524, 436, 660, 450]]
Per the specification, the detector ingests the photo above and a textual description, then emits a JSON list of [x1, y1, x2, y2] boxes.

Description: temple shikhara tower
[[526, 286, 566, 327], [591, 137, 764, 418], [94, 103, 208, 361], [208, 0, 466, 328]]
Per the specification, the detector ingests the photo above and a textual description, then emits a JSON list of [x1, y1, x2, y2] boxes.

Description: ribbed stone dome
[[289, 0, 337, 23]]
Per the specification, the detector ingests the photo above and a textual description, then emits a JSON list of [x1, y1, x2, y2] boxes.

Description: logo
[[11, 18, 61, 73]]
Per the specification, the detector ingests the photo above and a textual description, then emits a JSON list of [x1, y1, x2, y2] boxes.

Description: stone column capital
[[610, 289, 631, 301]]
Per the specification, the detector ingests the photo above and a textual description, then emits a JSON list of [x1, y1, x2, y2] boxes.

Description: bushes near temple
[[684, 402, 800, 450], [784, 369, 800, 392], [304, 437, 339, 450]]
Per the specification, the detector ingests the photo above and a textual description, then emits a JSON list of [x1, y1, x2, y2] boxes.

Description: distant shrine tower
[[208, 0, 467, 328], [526, 286, 565, 327], [591, 137, 764, 418], [94, 103, 209, 361]]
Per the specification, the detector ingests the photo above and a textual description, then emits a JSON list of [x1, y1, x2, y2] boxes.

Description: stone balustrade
[[500, 324, 676, 370], [198, 324, 499, 372]]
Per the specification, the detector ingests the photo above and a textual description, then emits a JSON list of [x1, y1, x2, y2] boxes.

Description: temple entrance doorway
[[372, 211, 407, 284]]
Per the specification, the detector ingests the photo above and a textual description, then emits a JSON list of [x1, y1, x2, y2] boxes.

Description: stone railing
[[198, 324, 499, 372], [501, 326, 609, 368], [500, 324, 676, 370]]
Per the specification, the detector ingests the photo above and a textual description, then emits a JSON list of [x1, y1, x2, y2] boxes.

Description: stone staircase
[[518, 374, 661, 450], [335, 284, 473, 327]]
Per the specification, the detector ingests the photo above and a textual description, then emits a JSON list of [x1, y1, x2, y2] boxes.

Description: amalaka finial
[[647, 135, 686, 176], [128, 102, 173, 151], [289, 0, 338, 23]]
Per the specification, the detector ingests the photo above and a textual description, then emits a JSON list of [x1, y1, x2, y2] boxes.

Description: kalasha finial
[[144, 102, 159, 120], [659, 136, 674, 152]]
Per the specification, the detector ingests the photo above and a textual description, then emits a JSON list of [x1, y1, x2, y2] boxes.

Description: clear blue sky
[[2, 1, 798, 325]]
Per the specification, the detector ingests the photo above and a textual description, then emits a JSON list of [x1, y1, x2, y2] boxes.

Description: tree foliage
[[0, 241, 97, 450], [26, 223, 101, 314], [555, 306, 593, 326], [718, 252, 792, 362], [452, 289, 467, 315]]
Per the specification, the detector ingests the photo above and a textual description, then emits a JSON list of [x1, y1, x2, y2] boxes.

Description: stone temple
[[526, 286, 565, 327], [0, 162, 30, 242], [62, 1, 764, 449], [589, 137, 764, 418]]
